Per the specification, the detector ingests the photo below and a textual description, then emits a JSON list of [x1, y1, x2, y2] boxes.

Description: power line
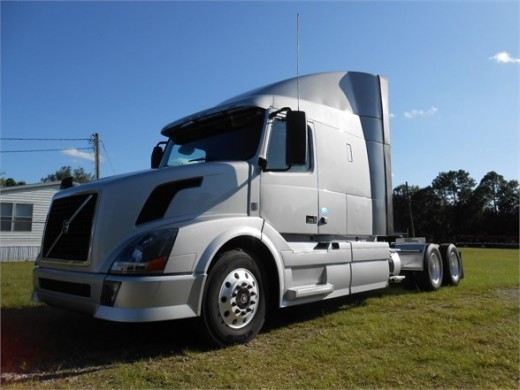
[[1, 133, 111, 179], [1, 136, 93, 154], [0, 147, 92, 153], [0, 137, 90, 141], [101, 140, 116, 175]]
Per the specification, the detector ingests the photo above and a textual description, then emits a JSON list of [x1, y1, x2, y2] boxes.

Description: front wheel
[[201, 250, 266, 347]]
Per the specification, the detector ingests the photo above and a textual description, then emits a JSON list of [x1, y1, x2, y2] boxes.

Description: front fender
[[196, 221, 264, 274], [170, 216, 287, 315]]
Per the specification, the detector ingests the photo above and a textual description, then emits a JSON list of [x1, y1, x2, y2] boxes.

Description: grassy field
[[1, 248, 519, 388]]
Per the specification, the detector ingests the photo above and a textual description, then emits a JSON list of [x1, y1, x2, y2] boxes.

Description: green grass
[[1, 248, 519, 388], [1, 262, 40, 309]]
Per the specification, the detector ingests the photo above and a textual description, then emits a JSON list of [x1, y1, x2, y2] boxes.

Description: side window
[[266, 118, 312, 172], [0, 203, 13, 231], [14, 204, 33, 232], [0, 202, 33, 232]]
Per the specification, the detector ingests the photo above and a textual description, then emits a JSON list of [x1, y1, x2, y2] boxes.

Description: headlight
[[110, 228, 178, 275]]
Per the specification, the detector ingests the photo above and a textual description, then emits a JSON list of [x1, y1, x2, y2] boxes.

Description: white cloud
[[490, 51, 520, 64], [404, 106, 438, 119], [62, 148, 96, 162]]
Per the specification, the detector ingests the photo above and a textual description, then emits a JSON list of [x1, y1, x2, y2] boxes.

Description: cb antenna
[[296, 13, 301, 111]]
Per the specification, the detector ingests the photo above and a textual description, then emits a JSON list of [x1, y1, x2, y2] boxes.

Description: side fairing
[[314, 121, 372, 236]]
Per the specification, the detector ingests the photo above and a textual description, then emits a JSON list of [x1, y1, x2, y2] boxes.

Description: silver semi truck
[[32, 72, 463, 346]]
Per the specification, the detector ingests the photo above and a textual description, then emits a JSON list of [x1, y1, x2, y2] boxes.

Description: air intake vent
[[42, 193, 97, 262], [136, 178, 202, 225]]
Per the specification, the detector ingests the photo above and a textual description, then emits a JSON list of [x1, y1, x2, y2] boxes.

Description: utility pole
[[405, 181, 415, 238], [92, 133, 100, 180]]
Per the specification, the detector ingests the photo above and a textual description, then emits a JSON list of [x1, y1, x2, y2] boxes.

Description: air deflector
[[136, 177, 203, 225]]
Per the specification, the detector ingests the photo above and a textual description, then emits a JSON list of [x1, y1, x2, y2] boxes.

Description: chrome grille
[[42, 193, 97, 262]]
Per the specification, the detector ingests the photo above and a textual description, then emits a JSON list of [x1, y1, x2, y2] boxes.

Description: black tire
[[416, 244, 443, 291], [201, 249, 266, 347], [440, 244, 462, 286]]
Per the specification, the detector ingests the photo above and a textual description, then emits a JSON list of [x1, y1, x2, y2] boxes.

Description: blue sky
[[1, 1, 519, 188]]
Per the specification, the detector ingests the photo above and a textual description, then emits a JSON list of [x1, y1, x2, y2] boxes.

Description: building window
[[0, 203, 33, 232]]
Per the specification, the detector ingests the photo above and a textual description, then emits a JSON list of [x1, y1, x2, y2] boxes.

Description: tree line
[[0, 166, 94, 187], [393, 170, 519, 244]]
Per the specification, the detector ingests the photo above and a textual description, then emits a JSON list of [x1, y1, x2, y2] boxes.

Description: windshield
[[162, 108, 265, 167]]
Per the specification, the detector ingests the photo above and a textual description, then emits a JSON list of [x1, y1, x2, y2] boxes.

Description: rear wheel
[[440, 244, 462, 286], [416, 244, 443, 291], [201, 249, 266, 347]]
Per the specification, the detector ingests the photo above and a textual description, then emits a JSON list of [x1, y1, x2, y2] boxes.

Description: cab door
[[259, 116, 318, 235]]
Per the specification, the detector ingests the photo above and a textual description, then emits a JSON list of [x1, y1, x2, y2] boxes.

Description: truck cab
[[33, 72, 462, 346]]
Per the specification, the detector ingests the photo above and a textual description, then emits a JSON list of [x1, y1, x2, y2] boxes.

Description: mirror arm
[[268, 107, 292, 119], [258, 157, 267, 171]]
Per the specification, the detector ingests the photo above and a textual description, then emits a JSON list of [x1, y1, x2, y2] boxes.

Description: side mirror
[[286, 111, 307, 165], [151, 143, 165, 169]]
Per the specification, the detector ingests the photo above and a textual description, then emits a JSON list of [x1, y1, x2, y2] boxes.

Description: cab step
[[286, 283, 335, 300]]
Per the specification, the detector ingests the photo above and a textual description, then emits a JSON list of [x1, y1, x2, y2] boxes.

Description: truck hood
[[44, 161, 253, 272]]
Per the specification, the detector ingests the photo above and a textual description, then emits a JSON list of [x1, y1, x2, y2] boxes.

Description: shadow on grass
[[1, 284, 410, 384], [1, 305, 206, 383], [263, 283, 411, 332]]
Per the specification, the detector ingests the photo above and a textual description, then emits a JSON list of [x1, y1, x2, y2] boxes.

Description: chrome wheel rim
[[218, 268, 259, 329], [449, 251, 460, 280], [430, 251, 442, 287]]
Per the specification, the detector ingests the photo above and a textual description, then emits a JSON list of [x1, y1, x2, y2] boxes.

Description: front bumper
[[32, 267, 206, 322]]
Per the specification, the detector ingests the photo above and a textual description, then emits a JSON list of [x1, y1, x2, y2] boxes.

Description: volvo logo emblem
[[62, 220, 71, 234]]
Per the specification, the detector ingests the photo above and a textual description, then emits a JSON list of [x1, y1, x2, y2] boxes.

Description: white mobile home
[[0, 182, 60, 261]]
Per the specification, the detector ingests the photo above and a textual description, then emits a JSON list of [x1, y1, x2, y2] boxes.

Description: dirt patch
[[496, 288, 520, 301]]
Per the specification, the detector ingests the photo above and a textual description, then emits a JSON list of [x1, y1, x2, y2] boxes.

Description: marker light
[[110, 228, 178, 275], [100, 281, 121, 306]]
